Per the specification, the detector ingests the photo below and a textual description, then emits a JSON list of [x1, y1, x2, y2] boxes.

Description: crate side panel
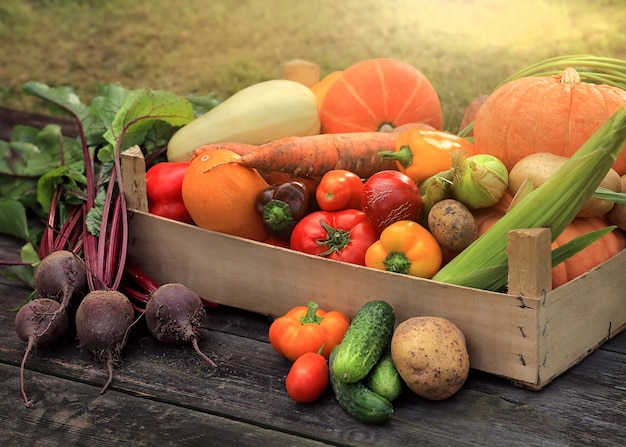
[[127, 211, 540, 383], [536, 249, 626, 386]]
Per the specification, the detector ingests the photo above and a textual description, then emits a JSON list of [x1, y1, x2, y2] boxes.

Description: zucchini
[[329, 347, 394, 424], [166, 79, 320, 162], [367, 350, 403, 402], [331, 300, 395, 383]]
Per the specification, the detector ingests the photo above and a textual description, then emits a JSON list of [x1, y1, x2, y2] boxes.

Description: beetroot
[[15, 298, 70, 407], [75, 290, 135, 394], [145, 283, 217, 367], [35, 249, 88, 305], [33, 250, 87, 335]]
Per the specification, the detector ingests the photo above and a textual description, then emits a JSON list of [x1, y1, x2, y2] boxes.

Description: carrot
[[239, 123, 432, 179]]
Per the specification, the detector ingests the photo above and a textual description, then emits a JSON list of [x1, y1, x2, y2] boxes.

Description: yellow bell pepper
[[379, 128, 477, 183], [365, 220, 443, 278]]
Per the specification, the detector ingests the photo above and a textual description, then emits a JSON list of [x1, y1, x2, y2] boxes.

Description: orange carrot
[[239, 123, 432, 179]]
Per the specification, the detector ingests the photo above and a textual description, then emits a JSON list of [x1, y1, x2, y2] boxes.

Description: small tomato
[[316, 169, 364, 211], [285, 352, 329, 403], [362, 170, 423, 233]]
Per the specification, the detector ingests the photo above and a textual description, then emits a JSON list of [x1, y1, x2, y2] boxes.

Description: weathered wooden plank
[[0, 364, 332, 447]]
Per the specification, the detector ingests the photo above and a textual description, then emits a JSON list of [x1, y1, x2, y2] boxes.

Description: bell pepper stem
[[300, 301, 323, 324], [383, 251, 412, 274], [378, 145, 413, 168], [263, 199, 294, 230]]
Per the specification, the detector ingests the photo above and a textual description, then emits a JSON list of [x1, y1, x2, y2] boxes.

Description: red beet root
[[145, 283, 217, 367], [15, 298, 70, 407], [75, 290, 135, 394], [34, 250, 87, 336], [35, 249, 88, 306]]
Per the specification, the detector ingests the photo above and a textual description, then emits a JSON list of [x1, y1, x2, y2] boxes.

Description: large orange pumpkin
[[473, 194, 626, 289], [319, 58, 443, 134], [473, 67, 626, 174]]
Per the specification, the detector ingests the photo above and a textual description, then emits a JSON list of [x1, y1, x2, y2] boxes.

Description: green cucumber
[[329, 347, 394, 424], [367, 350, 403, 402], [332, 300, 395, 383]]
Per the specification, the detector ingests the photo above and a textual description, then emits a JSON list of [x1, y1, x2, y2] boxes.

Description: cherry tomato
[[361, 170, 423, 233], [316, 169, 364, 211], [285, 352, 329, 403]]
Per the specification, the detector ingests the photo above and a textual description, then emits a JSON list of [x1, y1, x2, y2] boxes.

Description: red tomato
[[289, 209, 379, 265], [361, 170, 423, 233], [285, 352, 329, 403], [316, 169, 364, 211]]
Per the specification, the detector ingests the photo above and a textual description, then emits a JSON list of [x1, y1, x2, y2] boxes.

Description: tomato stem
[[316, 220, 352, 256]]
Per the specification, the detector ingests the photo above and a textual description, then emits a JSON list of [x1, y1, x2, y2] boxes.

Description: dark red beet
[[35, 250, 88, 305], [75, 290, 135, 394], [15, 298, 70, 407], [145, 283, 217, 367], [34, 250, 87, 335]]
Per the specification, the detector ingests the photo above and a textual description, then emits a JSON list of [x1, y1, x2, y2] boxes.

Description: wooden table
[[0, 232, 625, 447]]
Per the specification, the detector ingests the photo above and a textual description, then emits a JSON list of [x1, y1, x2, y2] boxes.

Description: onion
[[451, 152, 508, 209]]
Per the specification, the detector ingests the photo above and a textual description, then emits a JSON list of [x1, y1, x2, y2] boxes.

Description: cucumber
[[332, 300, 395, 383], [367, 350, 403, 402], [329, 347, 394, 424]]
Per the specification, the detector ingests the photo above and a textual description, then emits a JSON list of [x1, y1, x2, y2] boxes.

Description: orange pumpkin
[[310, 70, 343, 111], [473, 67, 626, 174], [473, 194, 626, 289], [182, 149, 269, 241], [319, 58, 443, 134]]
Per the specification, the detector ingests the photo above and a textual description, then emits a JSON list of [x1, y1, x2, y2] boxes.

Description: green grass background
[[1, 0, 625, 132]]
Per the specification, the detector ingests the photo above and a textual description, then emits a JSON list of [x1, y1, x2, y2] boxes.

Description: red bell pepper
[[145, 161, 194, 224], [289, 209, 378, 265]]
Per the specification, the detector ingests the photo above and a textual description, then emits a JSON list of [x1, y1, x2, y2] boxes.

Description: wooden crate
[[121, 147, 626, 390]]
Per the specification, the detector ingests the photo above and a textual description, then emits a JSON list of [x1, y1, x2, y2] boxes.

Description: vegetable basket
[[121, 147, 626, 390]]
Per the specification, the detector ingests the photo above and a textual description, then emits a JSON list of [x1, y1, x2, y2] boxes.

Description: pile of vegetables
[[3, 54, 626, 417]]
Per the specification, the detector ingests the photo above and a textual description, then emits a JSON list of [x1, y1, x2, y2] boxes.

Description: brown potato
[[508, 152, 621, 217], [427, 199, 477, 252], [606, 174, 626, 230], [391, 316, 470, 400]]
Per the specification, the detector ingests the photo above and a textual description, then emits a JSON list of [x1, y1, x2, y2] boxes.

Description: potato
[[606, 174, 626, 230], [508, 152, 621, 218], [391, 316, 470, 401], [427, 199, 477, 252]]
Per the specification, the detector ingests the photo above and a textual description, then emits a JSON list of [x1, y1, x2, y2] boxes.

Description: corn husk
[[433, 107, 626, 290]]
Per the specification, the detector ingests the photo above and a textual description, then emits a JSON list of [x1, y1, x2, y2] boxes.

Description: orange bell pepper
[[379, 128, 477, 183], [269, 301, 350, 361], [365, 220, 443, 278]]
